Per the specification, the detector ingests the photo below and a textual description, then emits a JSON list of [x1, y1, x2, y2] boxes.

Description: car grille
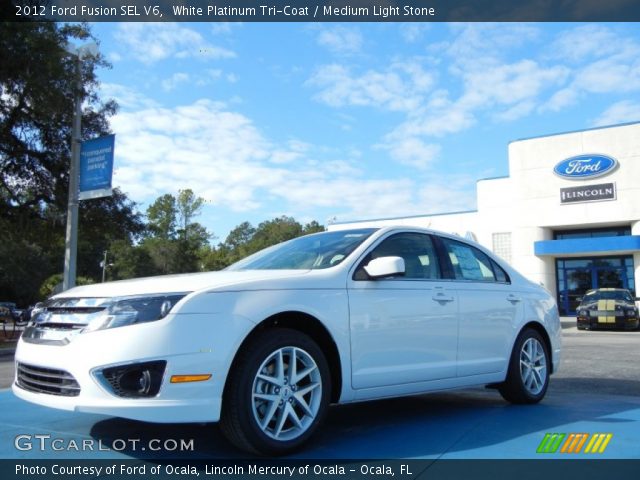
[[21, 297, 110, 345], [16, 362, 81, 397]]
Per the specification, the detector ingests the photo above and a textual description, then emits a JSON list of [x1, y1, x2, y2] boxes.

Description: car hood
[[54, 270, 313, 299]]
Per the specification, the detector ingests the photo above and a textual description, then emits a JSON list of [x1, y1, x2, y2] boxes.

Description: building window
[[492, 232, 512, 263], [554, 226, 631, 240]]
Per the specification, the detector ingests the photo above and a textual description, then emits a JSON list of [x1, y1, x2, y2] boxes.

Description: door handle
[[432, 292, 454, 303], [507, 294, 521, 303]]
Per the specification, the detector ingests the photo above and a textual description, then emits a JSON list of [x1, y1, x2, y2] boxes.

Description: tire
[[499, 328, 550, 404], [220, 328, 331, 456]]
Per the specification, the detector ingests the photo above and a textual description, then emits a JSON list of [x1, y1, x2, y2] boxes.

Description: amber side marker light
[[170, 374, 212, 383]]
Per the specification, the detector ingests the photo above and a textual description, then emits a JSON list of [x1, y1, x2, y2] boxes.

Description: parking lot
[[1, 321, 639, 462]]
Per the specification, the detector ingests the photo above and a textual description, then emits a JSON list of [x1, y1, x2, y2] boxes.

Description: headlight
[[82, 294, 186, 333]]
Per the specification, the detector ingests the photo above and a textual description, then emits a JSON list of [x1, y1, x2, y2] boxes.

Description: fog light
[[99, 361, 166, 398]]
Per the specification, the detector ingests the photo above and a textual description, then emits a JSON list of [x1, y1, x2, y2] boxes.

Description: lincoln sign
[[560, 183, 616, 204]]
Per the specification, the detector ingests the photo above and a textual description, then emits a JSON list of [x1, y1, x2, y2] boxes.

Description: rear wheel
[[499, 328, 550, 404], [220, 328, 330, 455]]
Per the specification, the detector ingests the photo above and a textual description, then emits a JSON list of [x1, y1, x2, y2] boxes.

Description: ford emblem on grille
[[553, 154, 618, 179]]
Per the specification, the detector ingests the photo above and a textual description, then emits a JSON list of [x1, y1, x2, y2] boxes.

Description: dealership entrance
[[556, 256, 635, 315]]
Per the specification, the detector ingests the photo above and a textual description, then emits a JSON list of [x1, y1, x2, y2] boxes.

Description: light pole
[[100, 250, 113, 283], [62, 42, 97, 291]]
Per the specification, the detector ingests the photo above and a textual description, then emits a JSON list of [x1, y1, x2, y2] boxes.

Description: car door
[[347, 232, 458, 390], [438, 237, 521, 377]]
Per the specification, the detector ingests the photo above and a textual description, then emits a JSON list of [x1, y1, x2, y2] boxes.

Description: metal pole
[[101, 251, 108, 283], [62, 54, 82, 291]]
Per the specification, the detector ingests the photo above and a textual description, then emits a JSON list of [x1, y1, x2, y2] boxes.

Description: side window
[[441, 238, 497, 282], [491, 259, 510, 283], [355, 233, 441, 280]]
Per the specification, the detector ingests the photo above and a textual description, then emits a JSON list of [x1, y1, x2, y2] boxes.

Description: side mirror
[[576, 297, 582, 303], [364, 256, 405, 279]]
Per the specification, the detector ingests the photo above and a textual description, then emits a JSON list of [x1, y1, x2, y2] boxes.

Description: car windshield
[[227, 229, 377, 271], [583, 290, 633, 302]]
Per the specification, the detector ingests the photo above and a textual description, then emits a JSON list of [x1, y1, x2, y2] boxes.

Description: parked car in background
[[1, 301, 25, 339], [13, 227, 561, 455], [576, 288, 639, 330], [0, 302, 19, 321]]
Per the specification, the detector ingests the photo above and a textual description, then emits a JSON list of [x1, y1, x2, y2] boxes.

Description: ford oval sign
[[554, 154, 618, 180]]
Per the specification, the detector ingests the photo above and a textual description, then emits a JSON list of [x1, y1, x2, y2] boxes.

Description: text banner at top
[[6, 0, 640, 22]]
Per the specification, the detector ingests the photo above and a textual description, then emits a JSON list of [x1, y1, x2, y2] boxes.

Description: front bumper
[[12, 312, 255, 423], [577, 313, 639, 330]]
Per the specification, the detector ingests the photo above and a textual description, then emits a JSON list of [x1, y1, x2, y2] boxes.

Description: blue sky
[[90, 22, 640, 242]]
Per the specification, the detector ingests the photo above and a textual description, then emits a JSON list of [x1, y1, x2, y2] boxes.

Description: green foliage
[[0, 21, 139, 305], [146, 194, 177, 240], [39, 274, 94, 300], [136, 189, 211, 276], [200, 216, 326, 271], [106, 239, 155, 281]]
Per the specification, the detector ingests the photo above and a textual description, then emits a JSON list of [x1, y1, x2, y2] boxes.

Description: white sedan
[[13, 227, 561, 455]]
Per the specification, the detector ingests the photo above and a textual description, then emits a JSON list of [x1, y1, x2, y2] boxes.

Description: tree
[[107, 239, 156, 281], [142, 189, 211, 275], [0, 22, 116, 217], [219, 221, 256, 265], [0, 21, 142, 303], [146, 194, 177, 240], [303, 220, 325, 235], [77, 189, 145, 280], [251, 216, 305, 251], [177, 189, 205, 241], [200, 216, 326, 271]]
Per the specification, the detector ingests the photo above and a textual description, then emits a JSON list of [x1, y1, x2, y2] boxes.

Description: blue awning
[[534, 235, 640, 256]]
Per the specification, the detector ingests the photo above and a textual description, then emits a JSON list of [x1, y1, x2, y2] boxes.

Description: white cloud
[[308, 61, 434, 112], [538, 24, 640, 111], [99, 83, 159, 110], [114, 24, 235, 64], [494, 100, 536, 122], [162, 73, 190, 92], [110, 99, 476, 222], [574, 58, 640, 94], [440, 23, 540, 68], [211, 22, 242, 35], [592, 100, 640, 127], [269, 140, 311, 164], [377, 137, 441, 170], [551, 24, 639, 63], [308, 25, 570, 145], [459, 60, 570, 110], [317, 26, 363, 55], [107, 52, 122, 63], [539, 87, 579, 113], [400, 23, 429, 43]]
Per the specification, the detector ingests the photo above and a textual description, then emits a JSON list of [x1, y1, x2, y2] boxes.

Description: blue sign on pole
[[79, 134, 115, 200]]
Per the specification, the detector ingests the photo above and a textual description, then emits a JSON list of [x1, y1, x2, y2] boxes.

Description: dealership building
[[329, 122, 640, 315]]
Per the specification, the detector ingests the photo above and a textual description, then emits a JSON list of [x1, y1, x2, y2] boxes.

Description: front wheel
[[499, 328, 550, 404], [220, 328, 331, 455]]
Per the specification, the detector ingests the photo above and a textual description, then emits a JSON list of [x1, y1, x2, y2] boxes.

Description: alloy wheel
[[519, 337, 547, 395], [251, 346, 322, 441]]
